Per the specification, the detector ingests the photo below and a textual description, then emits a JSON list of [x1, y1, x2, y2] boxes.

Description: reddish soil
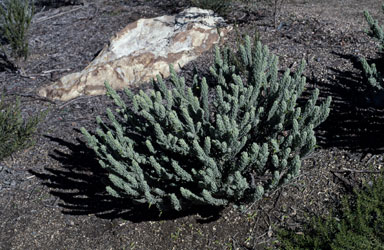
[[1, 0, 384, 249]]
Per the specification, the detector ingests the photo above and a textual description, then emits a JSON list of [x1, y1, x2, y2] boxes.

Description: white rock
[[38, 7, 231, 101]]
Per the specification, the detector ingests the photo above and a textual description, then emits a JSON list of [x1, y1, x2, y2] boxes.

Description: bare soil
[[1, 0, 384, 249]]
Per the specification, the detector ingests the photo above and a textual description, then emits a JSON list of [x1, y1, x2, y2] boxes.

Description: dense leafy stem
[[360, 4, 384, 91]]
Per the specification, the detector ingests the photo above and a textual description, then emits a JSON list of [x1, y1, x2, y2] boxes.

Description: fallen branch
[[34, 6, 84, 24], [330, 170, 356, 191], [57, 95, 98, 109], [3, 92, 57, 104], [331, 168, 382, 174]]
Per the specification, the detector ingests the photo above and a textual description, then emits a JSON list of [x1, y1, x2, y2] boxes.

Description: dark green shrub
[[0, 0, 34, 60], [276, 175, 384, 249], [81, 36, 331, 213], [0, 94, 44, 161], [360, 4, 384, 91]]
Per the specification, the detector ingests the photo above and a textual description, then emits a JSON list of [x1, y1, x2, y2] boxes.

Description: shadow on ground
[[314, 52, 384, 153], [30, 130, 223, 223]]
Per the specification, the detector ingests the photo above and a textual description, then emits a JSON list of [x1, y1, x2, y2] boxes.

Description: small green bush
[[81, 35, 331, 213], [0, 94, 44, 161], [360, 4, 384, 91], [0, 0, 34, 60], [276, 174, 384, 249]]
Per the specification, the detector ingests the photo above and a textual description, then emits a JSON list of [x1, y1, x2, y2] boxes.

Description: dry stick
[[273, 0, 286, 29], [273, 0, 278, 28], [365, 154, 381, 166], [301, 151, 322, 160], [17, 68, 72, 79], [57, 94, 99, 109], [4, 92, 57, 104], [331, 171, 355, 191], [331, 169, 382, 174], [41, 68, 71, 74], [34, 6, 84, 24], [271, 188, 283, 210]]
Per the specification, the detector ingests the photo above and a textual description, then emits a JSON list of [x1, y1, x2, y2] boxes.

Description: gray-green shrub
[[360, 4, 384, 91], [81, 36, 331, 213]]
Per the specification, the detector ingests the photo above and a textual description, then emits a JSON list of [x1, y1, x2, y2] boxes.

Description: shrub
[[276, 174, 384, 249], [360, 4, 384, 91], [0, 0, 34, 60], [0, 94, 45, 161], [81, 36, 331, 213]]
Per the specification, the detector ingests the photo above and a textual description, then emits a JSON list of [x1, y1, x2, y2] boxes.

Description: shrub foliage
[[0, 94, 44, 161], [360, 4, 384, 91], [81, 36, 331, 212], [277, 175, 384, 249], [0, 0, 34, 60]]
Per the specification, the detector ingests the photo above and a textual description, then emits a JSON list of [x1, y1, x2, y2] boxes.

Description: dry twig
[[4, 92, 57, 104], [34, 6, 84, 24], [332, 168, 382, 174]]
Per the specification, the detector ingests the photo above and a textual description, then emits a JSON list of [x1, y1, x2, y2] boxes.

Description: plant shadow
[[314, 51, 384, 153], [0, 53, 18, 72], [30, 129, 223, 223]]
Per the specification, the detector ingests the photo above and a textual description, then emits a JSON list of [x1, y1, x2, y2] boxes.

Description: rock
[[38, 7, 232, 101]]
